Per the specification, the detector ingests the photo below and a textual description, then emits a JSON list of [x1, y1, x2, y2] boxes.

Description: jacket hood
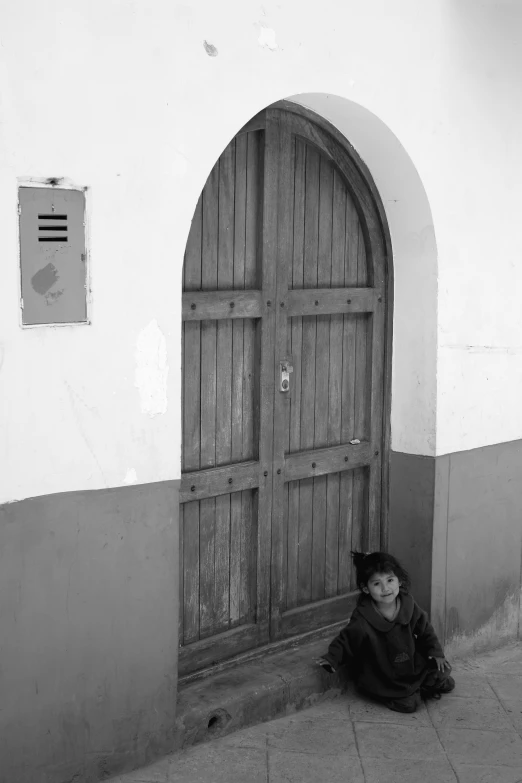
[[355, 592, 415, 631]]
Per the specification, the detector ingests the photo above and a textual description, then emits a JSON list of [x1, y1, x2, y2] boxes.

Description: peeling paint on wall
[[258, 25, 278, 50], [203, 40, 218, 57], [123, 468, 138, 485], [134, 320, 169, 417]]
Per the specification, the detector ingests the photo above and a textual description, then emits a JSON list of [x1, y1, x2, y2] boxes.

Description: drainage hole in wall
[[206, 709, 231, 735]]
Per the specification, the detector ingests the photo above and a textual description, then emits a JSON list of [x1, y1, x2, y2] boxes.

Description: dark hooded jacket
[[323, 592, 444, 699]]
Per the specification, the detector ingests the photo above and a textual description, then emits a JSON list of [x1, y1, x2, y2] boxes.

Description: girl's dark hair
[[351, 551, 411, 593]]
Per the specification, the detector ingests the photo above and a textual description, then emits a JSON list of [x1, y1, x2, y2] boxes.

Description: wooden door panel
[[283, 467, 367, 613], [182, 318, 259, 471], [286, 312, 372, 453], [180, 126, 272, 676], [270, 110, 386, 641], [183, 132, 263, 294], [180, 488, 258, 644], [288, 139, 369, 291], [180, 106, 389, 674]]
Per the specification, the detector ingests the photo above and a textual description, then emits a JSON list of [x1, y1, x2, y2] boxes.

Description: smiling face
[[362, 571, 401, 607]]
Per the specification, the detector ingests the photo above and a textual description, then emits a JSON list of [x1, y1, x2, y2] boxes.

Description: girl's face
[[362, 571, 400, 606]]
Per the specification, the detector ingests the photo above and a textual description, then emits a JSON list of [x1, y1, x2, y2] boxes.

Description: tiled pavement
[[113, 643, 522, 783]]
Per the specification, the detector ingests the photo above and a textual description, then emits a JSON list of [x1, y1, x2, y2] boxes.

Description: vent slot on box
[[38, 213, 68, 242]]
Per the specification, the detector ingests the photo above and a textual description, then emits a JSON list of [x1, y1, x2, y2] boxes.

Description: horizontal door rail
[[179, 622, 266, 677], [286, 287, 380, 317], [279, 592, 359, 637], [284, 442, 372, 483], [180, 460, 261, 503], [182, 290, 263, 321]]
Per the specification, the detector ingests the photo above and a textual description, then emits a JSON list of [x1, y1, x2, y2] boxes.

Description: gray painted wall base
[[1, 438, 521, 781], [389, 441, 522, 655], [0, 481, 179, 783]]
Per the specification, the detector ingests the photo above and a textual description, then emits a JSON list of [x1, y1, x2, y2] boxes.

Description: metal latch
[[279, 360, 293, 392]]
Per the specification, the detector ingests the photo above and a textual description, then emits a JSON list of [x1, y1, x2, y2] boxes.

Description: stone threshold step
[[172, 632, 349, 753]]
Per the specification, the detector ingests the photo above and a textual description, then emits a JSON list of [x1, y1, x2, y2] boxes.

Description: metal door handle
[[279, 361, 293, 392]]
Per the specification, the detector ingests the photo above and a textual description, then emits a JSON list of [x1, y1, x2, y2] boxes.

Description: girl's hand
[[429, 656, 451, 672]]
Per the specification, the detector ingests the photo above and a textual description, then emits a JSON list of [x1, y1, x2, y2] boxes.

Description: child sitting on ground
[[318, 550, 455, 713]]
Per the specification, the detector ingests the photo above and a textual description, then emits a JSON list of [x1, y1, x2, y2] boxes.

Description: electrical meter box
[[19, 186, 88, 325]]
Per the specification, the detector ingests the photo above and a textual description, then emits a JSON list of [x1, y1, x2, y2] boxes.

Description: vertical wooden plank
[[270, 111, 294, 632], [354, 231, 370, 442], [216, 143, 234, 467], [351, 466, 368, 553], [198, 498, 215, 637], [179, 503, 184, 644], [352, 223, 370, 554], [181, 189, 203, 645], [214, 143, 235, 632], [327, 173, 347, 449], [245, 131, 261, 289], [314, 157, 333, 449], [200, 164, 219, 468], [325, 172, 347, 597], [240, 490, 255, 623], [182, 318, 202, 639], [183, 501, 201, 643], [311, 156, 333, 601], [298, 144, 320, 605], [256, 116, 277, 631], [325, 472, 340, 598], [182, 188, 202, 474], [242, 320, 261, 623], [183, 195, 203, 292], [368, 226, 386, 551], [339, 192, 359, 591], [243, 131, 260, 456], [286, 138, 305, 611], [339, 469, 354, 592], [199, 161, 219, 636], [230, 134, 247, 627]]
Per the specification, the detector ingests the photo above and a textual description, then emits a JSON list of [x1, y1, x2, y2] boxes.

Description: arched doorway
[[179, 102, 392, 677]]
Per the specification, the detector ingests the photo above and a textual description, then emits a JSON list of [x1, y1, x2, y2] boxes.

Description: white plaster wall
[[1, 0, 521, 504], [436, 0, 522, 455]]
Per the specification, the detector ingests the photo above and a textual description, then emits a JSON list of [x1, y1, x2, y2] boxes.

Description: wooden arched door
[[179, 104, 390, 677]]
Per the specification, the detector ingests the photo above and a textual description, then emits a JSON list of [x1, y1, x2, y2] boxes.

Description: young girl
[[318, 551, 455, 713]]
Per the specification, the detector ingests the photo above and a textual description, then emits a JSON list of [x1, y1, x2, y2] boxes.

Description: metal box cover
[[19, 187, 87, 325]]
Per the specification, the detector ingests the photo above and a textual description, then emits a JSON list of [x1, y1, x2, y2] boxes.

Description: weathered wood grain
[[286, 287, 375, 316], [182, 290, 263, 321], [285, 442, 372, 482]]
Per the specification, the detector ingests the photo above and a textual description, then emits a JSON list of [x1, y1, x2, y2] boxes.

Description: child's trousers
[[359, 663, 455, 714]]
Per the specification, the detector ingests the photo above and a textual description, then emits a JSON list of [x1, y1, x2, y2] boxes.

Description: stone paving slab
[[167, 745, 268, 783], [266, 707, 358, 756], [437, 727, 522, 767], [348, 694, 432, 726], [268, 749, 365, 783], [487, 675, 522, 701], [453, 765, 522, 783], [361, 757, 458, 783], [449, 669, 499, 699], [113, 644, 522, 783], [501, 699, 522, 736], [427, 694, 513, 729], [354, 721, 447, 762]]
